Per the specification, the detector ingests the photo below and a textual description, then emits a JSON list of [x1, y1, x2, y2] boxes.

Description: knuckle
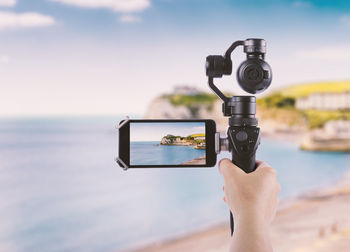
[[262, 166, 276, 176]]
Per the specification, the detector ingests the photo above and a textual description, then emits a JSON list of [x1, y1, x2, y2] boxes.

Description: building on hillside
[[173, 85, 200, 95], [323, 120, 350, 138], [296, 92, 350, 111]]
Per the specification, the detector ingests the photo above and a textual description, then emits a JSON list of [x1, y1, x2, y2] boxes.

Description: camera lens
[[236, 59, 272, 94]]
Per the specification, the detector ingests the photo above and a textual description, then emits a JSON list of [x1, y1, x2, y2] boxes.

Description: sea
[[0, 116, 350, 252], [130, 141, 205, 165]]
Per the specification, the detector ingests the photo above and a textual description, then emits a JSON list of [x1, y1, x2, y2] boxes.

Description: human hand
[[219, 158, 280, 228]]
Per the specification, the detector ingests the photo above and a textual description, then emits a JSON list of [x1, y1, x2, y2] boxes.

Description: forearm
[[229, 216, 272, 252]]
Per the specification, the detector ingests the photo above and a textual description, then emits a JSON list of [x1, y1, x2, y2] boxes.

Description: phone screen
[[130, 122, 206, 166], [118, 119, 217, 168]]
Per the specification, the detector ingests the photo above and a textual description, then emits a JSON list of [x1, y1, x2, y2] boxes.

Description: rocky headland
[[160, 134, 206, 150], [145, 83, 350, 152]]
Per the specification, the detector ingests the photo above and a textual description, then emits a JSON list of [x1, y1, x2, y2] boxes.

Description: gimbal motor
[[206, 38, 272, 94]]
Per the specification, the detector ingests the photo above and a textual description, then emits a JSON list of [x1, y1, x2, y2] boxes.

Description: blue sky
[[130, 122, 205, 141], [1, 0, 350, 116]]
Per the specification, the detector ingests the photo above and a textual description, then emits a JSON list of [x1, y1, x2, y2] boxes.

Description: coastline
[[181, 155, 206, 165], [127, 170, 350, 252], [126, 131, 350, 252]]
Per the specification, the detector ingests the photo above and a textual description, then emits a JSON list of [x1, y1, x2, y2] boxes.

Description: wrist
[[235, 212, 270, 233], [231, 214, 272, 252]]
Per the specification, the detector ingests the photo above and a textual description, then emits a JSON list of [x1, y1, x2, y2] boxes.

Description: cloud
[[119, 14, 141, 23], [51, 0, 150, 12], [292, 1, 311, 8], [294, 45, 350, 61], [0, 11, 56, 31], [0, 0, 16, 7]]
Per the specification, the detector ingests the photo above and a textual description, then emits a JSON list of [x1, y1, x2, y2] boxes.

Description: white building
[[323, 120, 350, 139], [296, 92, 350, 111]]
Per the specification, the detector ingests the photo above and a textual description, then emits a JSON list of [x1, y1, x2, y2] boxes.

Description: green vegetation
[[164, 135, 181, 140], [258, 81, 350, 129], [166, 93, 218, 106], [162, 93, 218, 117], [302, 110, 350, 129], [278, 81, 350, 98], [162, 133, 205, 146], [257, 93, 295, 109], [188, 133, 205, 138]]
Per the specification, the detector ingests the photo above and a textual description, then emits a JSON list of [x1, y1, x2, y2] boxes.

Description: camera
[[206, 38, 272, 94]]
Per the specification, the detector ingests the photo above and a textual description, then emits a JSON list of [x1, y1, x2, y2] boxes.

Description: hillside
[[258, 81, 350, 129], [145, 81, 350, 131], [277, 81, 350, 98], [188, 133, 205, 138]]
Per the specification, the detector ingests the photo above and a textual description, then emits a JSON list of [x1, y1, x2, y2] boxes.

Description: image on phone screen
[[130, 122, 206, 166]]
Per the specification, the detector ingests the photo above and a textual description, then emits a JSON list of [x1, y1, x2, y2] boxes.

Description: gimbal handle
[[228, 125, 260, 235], [206, 39, 267, 236]]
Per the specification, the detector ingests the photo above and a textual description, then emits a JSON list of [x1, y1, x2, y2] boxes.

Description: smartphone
[[117, 119, 217, 169]]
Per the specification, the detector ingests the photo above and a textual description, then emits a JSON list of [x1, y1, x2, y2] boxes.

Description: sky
[[130, 122, 205, 141], [1, 0, 350, 117]]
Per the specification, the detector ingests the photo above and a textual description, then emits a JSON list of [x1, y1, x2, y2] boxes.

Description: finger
[[223, 185, 225, 192], [256, 160, 270, 169], [218, 158, 244, 180], [223, 196, 227, 203]]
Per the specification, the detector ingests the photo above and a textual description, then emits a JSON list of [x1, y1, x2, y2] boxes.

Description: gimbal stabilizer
[[205, 39, 272, 235]]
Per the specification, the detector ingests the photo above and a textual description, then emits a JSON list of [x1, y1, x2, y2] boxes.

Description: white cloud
[[0, 11, 56, 31], [119, 14, 141, 23], [52, 0, 150, 12], [292, 1, 311, 8], [294, 45, 350, 61], [0, 0, 16, 7]]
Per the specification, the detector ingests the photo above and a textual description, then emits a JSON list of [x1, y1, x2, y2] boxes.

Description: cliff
[[144, 91, 305, 134], [160, 134, 206, 150], [144, 93, 228, 133], [145, 82, 350, 151]]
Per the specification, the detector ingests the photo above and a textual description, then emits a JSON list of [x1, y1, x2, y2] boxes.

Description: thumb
[[218, 158, 244, 181]]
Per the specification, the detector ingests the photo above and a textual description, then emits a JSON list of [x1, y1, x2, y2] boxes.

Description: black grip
[[227, 126, 260, 236], [230, 152, 256, 235]]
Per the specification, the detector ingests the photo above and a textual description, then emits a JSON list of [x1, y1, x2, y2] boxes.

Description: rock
[[144, 98, 192, 119]]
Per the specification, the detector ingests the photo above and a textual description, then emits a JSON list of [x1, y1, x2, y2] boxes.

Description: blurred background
[[1, 0, 350, 251]]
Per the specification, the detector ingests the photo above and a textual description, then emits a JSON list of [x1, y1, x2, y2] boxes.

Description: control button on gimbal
[[236, 131, 248, 142]]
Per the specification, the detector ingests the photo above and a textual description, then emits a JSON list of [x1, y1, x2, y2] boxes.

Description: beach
[[181, 155, 206, 165], [128, 172, 350, 252]]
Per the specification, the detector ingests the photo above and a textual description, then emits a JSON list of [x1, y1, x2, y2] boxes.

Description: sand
[[181, 155, 206, 165], [127, 172, 350, 252]]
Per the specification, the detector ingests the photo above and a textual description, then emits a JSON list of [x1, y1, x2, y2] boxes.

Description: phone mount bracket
[[117, 116, 130, 129], [116, 116, 131, 171], [116, 157, 129, 171], [215, 132, 229, 154]]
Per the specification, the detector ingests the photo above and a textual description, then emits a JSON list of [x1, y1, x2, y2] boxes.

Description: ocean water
[[0, 117, 350, 252], [130, 141, 205, 165]]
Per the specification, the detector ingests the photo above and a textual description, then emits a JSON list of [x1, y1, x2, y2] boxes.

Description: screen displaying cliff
[[130, 122, 206, 165]]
